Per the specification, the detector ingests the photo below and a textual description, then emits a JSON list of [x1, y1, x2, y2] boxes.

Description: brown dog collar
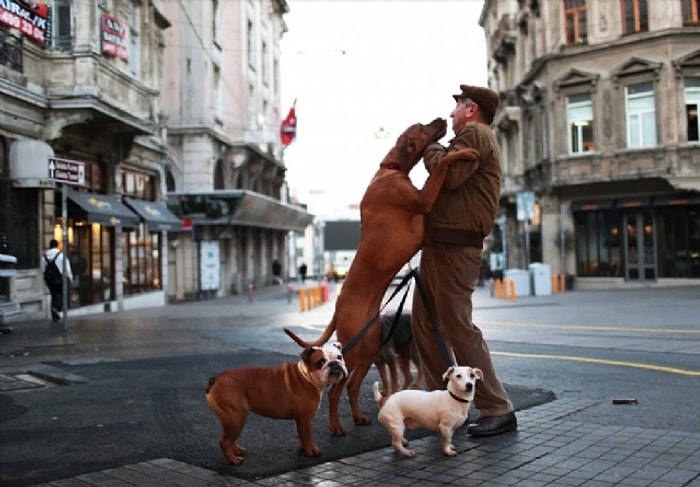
[[297, 361, 325, 391], [379, 162, 408, 174]]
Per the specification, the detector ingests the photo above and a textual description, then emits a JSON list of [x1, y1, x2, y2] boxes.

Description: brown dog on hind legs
[[205, 342, 347, 464], [284, 118, 478, 436]]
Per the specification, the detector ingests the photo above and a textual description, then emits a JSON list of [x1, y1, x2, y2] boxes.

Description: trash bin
[[504, 268, 530, 296], [529, 262, 552, 296]]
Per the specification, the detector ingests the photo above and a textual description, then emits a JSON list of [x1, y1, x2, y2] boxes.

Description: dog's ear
[[300, 347, 316, 365], [472, 368, 484, 381], [442, 366, 455, 383]]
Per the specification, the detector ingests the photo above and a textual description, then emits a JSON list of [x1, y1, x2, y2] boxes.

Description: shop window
[[657, 208, 700, 277], [620, 0, 648, 34], [567, 93, 594, 153], [122, 228, 162, 296], [625, 81, 657, 148], [685, 77, 700, 142], [563, 0, 587, 46], [63, 223, 113, 308], [682, 0, 700, 24], [574, 211, 622, 277]]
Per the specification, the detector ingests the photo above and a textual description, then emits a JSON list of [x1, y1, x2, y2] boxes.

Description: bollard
[[306, 287, 312, 310], [489, 278, 495, 297], [298, 288, 306, 312], [321, 277, 330, 302], [551, 275, 559, 294], [508, 279, 517, 301], [247, 283, 254, 303], [494, 279, 503, 298], [559, 274, 566, 293]]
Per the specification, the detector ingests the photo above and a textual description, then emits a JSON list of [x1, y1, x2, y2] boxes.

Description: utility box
[[504, 268, 530, 296], [529, 262, 552, 296]]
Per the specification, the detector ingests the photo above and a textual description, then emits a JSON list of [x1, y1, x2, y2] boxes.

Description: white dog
[[373, 365, 483, 458]]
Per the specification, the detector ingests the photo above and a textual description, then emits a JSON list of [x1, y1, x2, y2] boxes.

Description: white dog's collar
[[449, 391, 470, 403]]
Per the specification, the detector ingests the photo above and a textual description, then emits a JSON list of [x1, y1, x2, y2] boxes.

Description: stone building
[[161, 0, 311, 300], [480, 0, 700, 288], [1, 0, 179, 323]]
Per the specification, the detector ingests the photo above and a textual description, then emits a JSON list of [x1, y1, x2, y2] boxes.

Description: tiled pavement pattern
[[26, 398, 700, 487]]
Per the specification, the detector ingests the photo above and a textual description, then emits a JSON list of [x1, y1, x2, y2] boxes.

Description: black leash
[[341, 267, 456, 373], [412, 270, 456, 369], [342, 269, 415, 355]]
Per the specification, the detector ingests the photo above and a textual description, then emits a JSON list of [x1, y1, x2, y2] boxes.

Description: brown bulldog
[[285, 118, 478, 436], [205, 342, 347, 465]]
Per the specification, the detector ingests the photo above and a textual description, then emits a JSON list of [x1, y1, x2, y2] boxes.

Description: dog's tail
[[284, 316, 337, 348], [373, 381, 388, 409]]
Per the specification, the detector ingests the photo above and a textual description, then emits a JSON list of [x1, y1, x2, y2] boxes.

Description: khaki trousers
[[411, 243, 514, 417]]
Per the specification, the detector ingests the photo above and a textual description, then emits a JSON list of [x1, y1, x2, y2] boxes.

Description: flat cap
[[452, 84, 499, 118]]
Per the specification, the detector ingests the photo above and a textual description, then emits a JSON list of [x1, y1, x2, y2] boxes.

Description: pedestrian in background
[[272, 259, 283, 285], [42, 239, 73, 323], [412, 84, 517, 437], [298, 262, 308, 282]]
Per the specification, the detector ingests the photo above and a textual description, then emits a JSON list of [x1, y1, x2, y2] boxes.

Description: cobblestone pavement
[[2, 283, 700, 486]]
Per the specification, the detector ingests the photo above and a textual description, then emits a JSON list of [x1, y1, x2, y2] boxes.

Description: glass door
[[624, 212, 657, 281]]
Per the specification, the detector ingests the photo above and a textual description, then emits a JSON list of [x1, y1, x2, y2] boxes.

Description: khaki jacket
[[422, 121, 501, 237]]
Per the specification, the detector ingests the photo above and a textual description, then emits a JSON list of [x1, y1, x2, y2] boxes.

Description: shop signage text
[[0, 0, 51, 45], [100, 13, 128, 61], [48, 157, 85, 186]]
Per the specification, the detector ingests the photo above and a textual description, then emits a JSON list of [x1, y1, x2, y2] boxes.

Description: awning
[[570, 199, 615, 212], [66, 189, 140, 227], [167, 190, 314, 232], [123, 197, 182, 232]]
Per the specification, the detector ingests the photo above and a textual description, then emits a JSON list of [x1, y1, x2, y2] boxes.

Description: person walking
[[298, 262, 308, 282], [272, 259, 283, 285], [411, 84, 517, 437], [42, 239, 73, 323]]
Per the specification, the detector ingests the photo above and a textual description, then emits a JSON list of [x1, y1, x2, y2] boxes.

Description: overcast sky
[[280, 0, 488, 215]]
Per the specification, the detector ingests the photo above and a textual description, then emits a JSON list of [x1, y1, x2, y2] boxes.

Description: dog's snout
[[329, 361, 347, 377], [466, 383, 474, 392]]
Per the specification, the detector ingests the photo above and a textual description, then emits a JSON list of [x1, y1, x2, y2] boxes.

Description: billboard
[[324, 220, 360, 251]]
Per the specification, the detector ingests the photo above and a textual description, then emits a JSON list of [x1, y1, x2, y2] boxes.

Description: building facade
[[161, 0, 311, 300], [1, 0, 178, 323], [480, 0, 700, 288]]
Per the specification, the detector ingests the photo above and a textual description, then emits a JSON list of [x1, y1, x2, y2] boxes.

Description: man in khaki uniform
[[412, 84, 517, 436]]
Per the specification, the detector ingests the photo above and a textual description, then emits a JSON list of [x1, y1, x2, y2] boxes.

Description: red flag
[[281, 98, 297, 147]]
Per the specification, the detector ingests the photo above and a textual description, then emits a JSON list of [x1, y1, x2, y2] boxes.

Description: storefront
[[122, 197, 181, 296], [55, 189, 183, 309], [572, 193, 700, 281], [58, 189, 140, 308]]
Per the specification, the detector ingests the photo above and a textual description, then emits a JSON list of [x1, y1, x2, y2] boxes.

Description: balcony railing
[[0, 28, 23, 72]]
